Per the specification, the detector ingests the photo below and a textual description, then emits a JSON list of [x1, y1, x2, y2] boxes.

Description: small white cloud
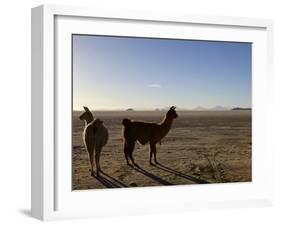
[[148, 84, 161, 88]]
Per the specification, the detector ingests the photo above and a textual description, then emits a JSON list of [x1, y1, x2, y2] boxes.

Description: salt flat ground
[[72, 110, 251, 190]]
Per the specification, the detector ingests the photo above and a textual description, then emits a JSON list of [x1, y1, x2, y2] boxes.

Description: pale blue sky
[[72, 35, 251, 110]]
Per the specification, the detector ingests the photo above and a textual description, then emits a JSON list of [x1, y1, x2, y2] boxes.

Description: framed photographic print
[[31, 4, 274, 220]]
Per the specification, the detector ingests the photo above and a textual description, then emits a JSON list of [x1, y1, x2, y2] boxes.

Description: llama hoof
[[127, 163, 133, 168], [149, 162, 155, 166], [155, 161, 159, 165], [91, 172, 95, 177]]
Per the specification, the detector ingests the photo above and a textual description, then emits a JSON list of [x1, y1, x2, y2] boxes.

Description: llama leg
[[123, 142, 130, 165], [127, 142, 136, 166], [149, 143, 154, 165], [149, 143, 158, 165], [154, 148, 159, 164], [86, 142, 95, 176], [88, 151, 95, 176], [150, 143, 158, 164], [95, 146, 102, 177]]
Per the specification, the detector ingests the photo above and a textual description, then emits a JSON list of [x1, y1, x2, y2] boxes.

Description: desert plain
[[72, 110, 251, 190]]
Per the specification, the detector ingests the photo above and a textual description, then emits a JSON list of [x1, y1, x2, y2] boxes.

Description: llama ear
[[83, 106, 90, 112], [170, 106, 176, 110]]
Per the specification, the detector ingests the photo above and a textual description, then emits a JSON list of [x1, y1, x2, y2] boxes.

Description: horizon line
[[73, 107, 252, 112]]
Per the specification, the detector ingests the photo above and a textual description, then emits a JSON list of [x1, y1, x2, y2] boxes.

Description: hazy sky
[[72, 35, 251, 110]]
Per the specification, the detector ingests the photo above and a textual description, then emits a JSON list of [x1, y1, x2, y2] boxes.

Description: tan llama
[[80, 106, 108, 177]]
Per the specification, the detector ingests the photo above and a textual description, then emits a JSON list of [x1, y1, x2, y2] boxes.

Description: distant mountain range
[[124, 106, 251, 111], [193, 106, 206, 111], [210, 106, 230, 111], [193, 106, 230, 111], [231, 107, 252, 111]]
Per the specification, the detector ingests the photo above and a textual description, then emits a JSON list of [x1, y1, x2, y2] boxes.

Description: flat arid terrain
[[72, 110, 251, 190]]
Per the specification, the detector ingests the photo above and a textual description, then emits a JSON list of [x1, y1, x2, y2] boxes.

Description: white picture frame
[[31, 4, 274, 221]]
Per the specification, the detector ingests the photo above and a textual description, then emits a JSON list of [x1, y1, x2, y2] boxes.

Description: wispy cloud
[[148, 84, 161, 88]]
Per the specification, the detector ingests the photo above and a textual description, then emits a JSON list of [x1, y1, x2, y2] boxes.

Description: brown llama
[[80, 106, 109, 177], [121, 106, 178, 166]]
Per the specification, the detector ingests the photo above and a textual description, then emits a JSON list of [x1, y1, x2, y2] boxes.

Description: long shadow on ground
[[100, 170, 128, 187], [95, 171, 128, 188], [130, 164, 174, 186], [94, 163, 208, 189], [155, 163, 209, 184], [94, 174, 119, 188]]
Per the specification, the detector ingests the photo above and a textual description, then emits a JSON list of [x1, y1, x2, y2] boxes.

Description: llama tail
[[122, 118, 131, 127]]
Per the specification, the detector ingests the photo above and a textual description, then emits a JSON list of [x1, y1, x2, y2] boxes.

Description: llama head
[[167, 106, 178, 119], [79, 106, 94, 123]]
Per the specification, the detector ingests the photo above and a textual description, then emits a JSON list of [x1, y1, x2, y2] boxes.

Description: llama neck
[[159, 115, 174, 138], [84, 117, 94, 126]]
